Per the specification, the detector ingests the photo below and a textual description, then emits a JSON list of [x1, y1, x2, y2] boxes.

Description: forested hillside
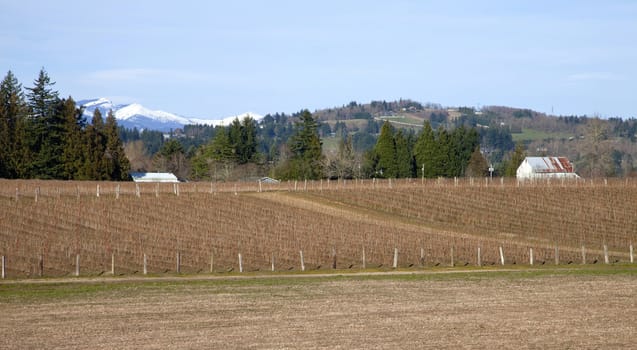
[[3, 70, 637, 181]]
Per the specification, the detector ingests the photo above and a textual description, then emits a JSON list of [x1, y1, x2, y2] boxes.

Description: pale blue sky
[[1, 1, 635, 119]]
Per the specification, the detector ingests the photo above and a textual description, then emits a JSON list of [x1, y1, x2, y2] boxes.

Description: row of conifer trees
[[0, 69, 129, 180]]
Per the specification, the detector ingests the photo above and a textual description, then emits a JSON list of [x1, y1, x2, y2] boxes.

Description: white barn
[[130, 172, 179, 183], [516, 157, 580, 180]]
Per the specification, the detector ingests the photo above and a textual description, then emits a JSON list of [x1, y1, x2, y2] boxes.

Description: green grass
[[1, 264, 635, 303], [512, 128, 573, 142], [378, 115, 422, 126], [321, 136, 341, 153]]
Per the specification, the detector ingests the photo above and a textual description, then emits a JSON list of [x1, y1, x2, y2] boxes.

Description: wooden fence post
[[96, 184, 100, 197], [393, 248, 398, 269], [38, 255, 44, 277], [238, 253, 243, 273], [477, 247, 481, 267], [581, 245, 586, 264], [271, 253, 275, 272], [111, 253, 115, 275], [529, 247, 534, 265], [135, 184, 140, 197], [75, 254, 80, 276], [604, 245, 609, 264], [554, 245, 559, 265], [450, 247, 454, 267], [176, 252, 181, 273], [630, 243, 634, 264], [499, 246, 505, 265], [299, 251, 305, 271], [1, 255, 5, 279], [420, 247, 425, 267], [143, 254, 148, 275], [331, 247, 337, 269], [209, 253, 214, 273], [116, 184, 120, 199], [362, 247, 366, 269]]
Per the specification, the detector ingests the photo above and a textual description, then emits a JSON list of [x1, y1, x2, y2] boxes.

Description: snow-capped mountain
[[77, 98, 263, 132]]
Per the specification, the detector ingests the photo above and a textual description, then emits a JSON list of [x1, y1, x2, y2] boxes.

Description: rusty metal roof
[[525, 157, 574, 173]]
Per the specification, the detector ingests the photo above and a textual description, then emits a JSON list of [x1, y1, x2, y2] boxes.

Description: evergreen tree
[[465, 146, 489, 177], [374, 121, 397, 178], [434, 126, 451, 177], [104, 110, 130, 180], [413, 121, 437, 178], [505, 142, 526, 177], [26, 68, 59, 119], [0, 71, 28, 178], [394, 129, 413, 178], [210, 127, 235, 163], [241, 115, 258, 163], [59, 97, 86, 179], [191, 128, 234, 180], [25, 68, 61, 178], [153, 138, 189, 179], [229, 118, 242, 160], [284, 110, 324, 179], [228, 115, 259, 164], [449, 125, 480, 177], [82, 109, 108, 179]]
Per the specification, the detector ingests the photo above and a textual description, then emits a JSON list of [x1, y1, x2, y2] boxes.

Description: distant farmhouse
[[130, 172, 179, 183], [516, 157, 580, 180]]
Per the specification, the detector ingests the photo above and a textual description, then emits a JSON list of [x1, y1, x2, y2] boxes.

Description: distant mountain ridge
[[77, 98, 263, 132]]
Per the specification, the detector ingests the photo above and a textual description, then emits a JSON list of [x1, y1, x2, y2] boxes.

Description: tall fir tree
[[449, 125, 479, 177], [285, 110, 324, 179], [0, 71, 28, 178], [59, 97, 86, 179], [394, 129, 413, 178], [104, 110, 130, 180], [241, 115, 258, 163], [25, 68, 61, 178], [82, 109, 108, 179], [373, 121, 397, 178], [413, 121, 437, 178], [228, 116, 259, 164]]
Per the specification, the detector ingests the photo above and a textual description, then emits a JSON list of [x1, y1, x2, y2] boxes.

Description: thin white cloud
[[567, 72, 625, 81]]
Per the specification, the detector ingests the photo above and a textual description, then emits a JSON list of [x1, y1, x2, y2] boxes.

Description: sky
[[1, 0, 636, 119]]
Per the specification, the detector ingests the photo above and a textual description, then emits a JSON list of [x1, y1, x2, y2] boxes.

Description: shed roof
[[130, 172, 179, 183], [523, 157, 574, 173]]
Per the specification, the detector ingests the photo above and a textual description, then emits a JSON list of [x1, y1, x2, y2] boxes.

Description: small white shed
[[516, 157, 580, 180], [130, 172, 179, 183]]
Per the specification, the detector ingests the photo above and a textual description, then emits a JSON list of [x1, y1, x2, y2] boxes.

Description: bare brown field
[[1, 270, 636, 349], [0, 178, 636, 277]]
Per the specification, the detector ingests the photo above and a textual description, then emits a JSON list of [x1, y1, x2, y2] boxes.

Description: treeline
[[363, 121, 484, 179], [1, 69, 523, 181], [125, 111, 495, 181], [177, 110, 322, 181], [0, 69, 129, 180]]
